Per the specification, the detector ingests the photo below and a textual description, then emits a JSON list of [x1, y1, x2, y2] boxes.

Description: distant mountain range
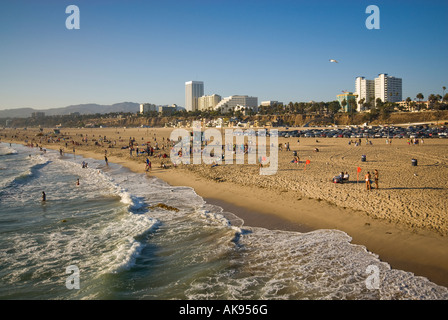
[[0, 102, 148, 118]]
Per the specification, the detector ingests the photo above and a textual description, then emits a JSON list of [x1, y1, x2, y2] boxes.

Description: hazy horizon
[[1, 0, 447, 111]]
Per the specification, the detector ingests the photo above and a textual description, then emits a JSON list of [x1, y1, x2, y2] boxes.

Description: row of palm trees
[[406, 87, 448, 111]]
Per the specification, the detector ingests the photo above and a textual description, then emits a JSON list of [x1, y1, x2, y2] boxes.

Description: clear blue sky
[[0, 0, 447, 110]]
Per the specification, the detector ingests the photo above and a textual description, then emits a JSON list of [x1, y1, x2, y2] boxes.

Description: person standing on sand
[[374, 169, 379, 189], [365, 172, 372, 191], [105, 155, 108, 166]]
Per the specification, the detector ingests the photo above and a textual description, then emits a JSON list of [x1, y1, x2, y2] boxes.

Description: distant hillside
[[0, 102, 140, 118]]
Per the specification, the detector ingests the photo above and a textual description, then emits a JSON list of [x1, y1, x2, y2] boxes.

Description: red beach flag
[[304, 159, 310, 170], [357, 167, 362, 182]]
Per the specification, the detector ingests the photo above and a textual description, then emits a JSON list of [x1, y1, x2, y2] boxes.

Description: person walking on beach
[[374, 169, 379, 189], [105, 155, 108, 166], [365, 172, 372, 191]]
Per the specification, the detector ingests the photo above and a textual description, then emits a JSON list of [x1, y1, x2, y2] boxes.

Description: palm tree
[[341, 99, 347, 112], [347, 99, 357, 122], [428, 94, 437, 104], [375, 98, 383, 108], [416, 93, 424, 110], [288, 102, 294, 113], [358, 98, 365, 112], [406, 97, 412, 111]]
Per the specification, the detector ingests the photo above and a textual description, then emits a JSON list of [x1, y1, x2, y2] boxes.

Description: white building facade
[[261, 101, 283, 107], [214, 95, 258, 113], [140, 103, 157, 113], [198, 94, 222, 111], [185, 81, 204, 112], [374, 73, 402, 104], [355, 77, 375, 111]]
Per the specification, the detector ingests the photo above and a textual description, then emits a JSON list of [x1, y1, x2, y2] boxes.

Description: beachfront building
[[375, 73, 402, 105], [158, 105, 175, 115], [198, 94, 222, 111], [396, 100, 430, 112], [214, 95, 258, 114], [336, 92, 357, 113], [355, 77, 375, 111], [185, 81, 204, 112], [140, 103, 157, 114], [261, 101, 283, 107]]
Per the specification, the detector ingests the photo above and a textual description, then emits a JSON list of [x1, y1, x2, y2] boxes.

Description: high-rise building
[[374, 73, 402, 105], [355, 77, 375, 111], [198, 94, 222, 111], [185, 81, 204, 112], [140, 103, 157, 113]]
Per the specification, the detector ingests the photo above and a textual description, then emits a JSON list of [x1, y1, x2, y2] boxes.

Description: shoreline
[[2, 130, 448, 289], [36, 146, 448, 288], [150, 166, 448, 289]]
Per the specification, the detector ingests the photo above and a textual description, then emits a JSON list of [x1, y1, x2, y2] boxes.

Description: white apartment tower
[[198, 94, 222, 111], [355, 77, 375, 111], [374, 73, 402, 104], [214, 95, 258, 113], [140, 103, 157, 113], [185, 81, 204, 112]]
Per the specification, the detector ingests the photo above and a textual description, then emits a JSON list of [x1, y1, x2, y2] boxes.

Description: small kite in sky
[[329, 59, 338, 63]]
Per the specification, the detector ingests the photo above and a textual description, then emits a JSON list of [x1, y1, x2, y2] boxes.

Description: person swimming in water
[[42, 191, 46, 201]]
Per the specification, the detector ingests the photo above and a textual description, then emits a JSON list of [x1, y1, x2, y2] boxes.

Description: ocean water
[[0, 142, 447, 300]]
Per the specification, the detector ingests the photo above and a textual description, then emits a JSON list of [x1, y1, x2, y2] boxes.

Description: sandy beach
[[2, 126, 448, 288]]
